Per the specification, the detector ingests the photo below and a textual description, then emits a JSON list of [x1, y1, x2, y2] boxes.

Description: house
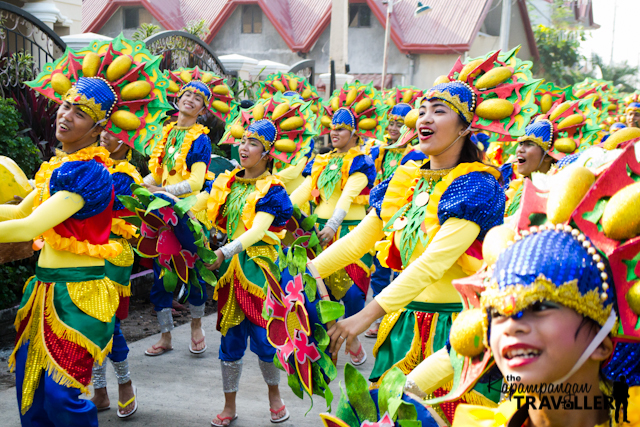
[[5, 0, 82, 36], [82, 0, 541, 91]]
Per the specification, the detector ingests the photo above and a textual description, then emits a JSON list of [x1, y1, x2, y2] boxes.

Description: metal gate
[[287, 59, 315, 86], [0, 1, 66, 97]]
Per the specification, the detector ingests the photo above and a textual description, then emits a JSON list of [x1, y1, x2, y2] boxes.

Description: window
[[349, 4, 371, 28], [123, 8, 140, 29], [242, 5, 263, 34]]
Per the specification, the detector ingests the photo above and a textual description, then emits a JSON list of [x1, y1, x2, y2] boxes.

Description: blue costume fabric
[[370, 177, 392, 219], [111, 172, 135, 211], [255, 185, 293, 227], [556, 152, 581, 169], [437, 171, 505, 240], [150, 261, 208, 311], [108, 319, 129, 363], [185, 134, 212, 169], [50, 160, 113, 219], [15, 344, 98, 427], [499, 162, 514, 190], [219, 318, 276, 362]]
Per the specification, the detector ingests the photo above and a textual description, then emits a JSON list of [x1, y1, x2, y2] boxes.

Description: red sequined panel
[[345, 263, 370, 295], [43, 310, 94, 386], [234, 275, 267, 329], [432, 386, 466, 423], [415, 311, 435, 357], [116, 296, 130, 320]]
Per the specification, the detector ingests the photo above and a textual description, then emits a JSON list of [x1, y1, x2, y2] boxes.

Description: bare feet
[[91, 387, 110, 410], [191, 318, 206, 352], [118, 380, 136, 416], [268, 385, 287, 421], [145, 332, 172, 355]]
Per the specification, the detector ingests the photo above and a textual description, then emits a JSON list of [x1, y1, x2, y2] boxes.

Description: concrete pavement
[[0, 313, 376, 426]]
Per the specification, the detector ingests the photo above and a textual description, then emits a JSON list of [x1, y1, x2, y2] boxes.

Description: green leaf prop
[[293, 204, 302, 220], [265, 230, 281, 244], [378, 367, 406, 417], [398, 420, 422, 427], [317, 351, 338, 382], [249, 255, 281, 282], [196, 261, 217, 286], [163, 270, 178, 292], [145, 196, 171, 215], [314, 325, 330, 352], [118, 195, 144, 212], [120, 215, 142, 228], [304, 273, 317, 302], [301, 213, 318, 231], [277, 245, 288, 270], [288, 370, 305, 400], [335, 383, 360, 427], [308, 232, 320, 248], [197, 247, 218, 264], [395, 400, 418, 422], [344, 364, 377, 423], [317, 300, 345, 323], [174, 194, 198, 217], [132, 185, 152, 206], [293, 245, 308, 274], [292, 235, 311, 247], [189, 218, 203, 235]]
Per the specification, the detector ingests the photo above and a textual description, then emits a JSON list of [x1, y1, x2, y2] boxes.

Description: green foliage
[[0, 98, 41, 177], [183, 19, 209, 40], [132, 23, 161, 41], [532, 24, 585, 87], [589, 54, 638, 93], [0, 259, 34, 310]]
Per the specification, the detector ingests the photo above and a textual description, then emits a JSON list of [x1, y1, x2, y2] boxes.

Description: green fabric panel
[[35, 265, 105, 283], [52, 282, 115, 350], [369, 309, 415, 381], [405, 301, 462, 313], [105, 260, 133, 288], [218, 243, 275, 289], [471, 378, 502, 404], [19, 277, 38, 309]]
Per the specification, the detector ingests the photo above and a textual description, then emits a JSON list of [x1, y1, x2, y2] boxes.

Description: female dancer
[[0, 35, 169, 426], [197, 119, 293, 425], [291, 82, 384, 365], [314, 50, 539, 402], [91, 130, 143, 418], [143, 69, 236, 356]]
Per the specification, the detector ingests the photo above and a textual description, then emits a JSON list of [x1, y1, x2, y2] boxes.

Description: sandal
[[349, 342, 367, 366], [364, 326, 378, 338], [117, 385, 138, 418], [211, 414, 238, 426], [144, 344, 173, 356], [189, 328, 207, 354], [270, 400, 290, 424]]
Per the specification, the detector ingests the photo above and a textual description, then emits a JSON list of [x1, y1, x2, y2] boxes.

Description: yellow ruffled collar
[[110, 160, 143, 184], [148, 122, 209, 179], [311, 146, 364, 196]]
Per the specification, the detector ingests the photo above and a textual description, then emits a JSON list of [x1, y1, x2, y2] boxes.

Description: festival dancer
[[366, 91, 427, 338], [625, 97, 640, 129], [194, 119, 293, 425], [91, 130, 144, 418], [143, 68, 236, 356], [313, 49, 539, 401], [453, 150, 640, 425], [291, 81, 385, 365], [0, 35, 169, 426]]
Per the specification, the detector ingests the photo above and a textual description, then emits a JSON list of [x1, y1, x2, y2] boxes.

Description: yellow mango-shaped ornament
[[82, 52, 101, 78], [475, 99, 514, 120], [121, 81, 152, 101], [106, 55, 132, 82], [602, 182, 640, 240], [547, 166, 595, 224]]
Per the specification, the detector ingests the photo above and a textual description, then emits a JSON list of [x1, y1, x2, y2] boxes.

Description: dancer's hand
[[142, 183, 163, 193], [318, 227, 336, 246], [206, 249, 224, 271], [327, 300, 386, 356]]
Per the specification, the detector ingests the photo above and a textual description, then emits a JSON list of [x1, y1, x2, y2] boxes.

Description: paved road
[[0, 313, 376, 426]]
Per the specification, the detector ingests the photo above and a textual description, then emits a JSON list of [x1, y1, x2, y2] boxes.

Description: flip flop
[[364, 327, 378, 338], [189, 328, 207, 354], [349, 342, 367, 366], [144, 344, 173, 356], [96, 405, 110, 412], [117, 385, 138, 418], [211, 414, 238, 426], [270, 400, 290, 424]]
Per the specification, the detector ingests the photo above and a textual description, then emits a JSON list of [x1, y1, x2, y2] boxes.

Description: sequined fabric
[[259, 360, 281, 386], [111, 172, 135, 211], [255, 185, 293, 227], [67, 278, 119, 323], [190, 303, 205, 319], [50, 160, 113, 219], [184, 133, 212, 169], [107, 238, 134, 267], [156, 307, 174, 333], [370, 176, 391, 218], [516, 119, 553, 151], [221, 360, 243, 393], [437, 171, 505, 240], [111, 359, 131, 385], [92, 361, 108, 389]]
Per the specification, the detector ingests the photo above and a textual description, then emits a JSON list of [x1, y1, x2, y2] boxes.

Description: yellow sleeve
[[187, 162, 207, 193], [336, 172, 368, 212], [235, 211, 275, 250], [375, 218, 480, 313], [407, 347, 454, 394], [0, 191, 84, 242], [313, 210, 384, 278], [191, 189, 209, 213], [276, 159, 306, 184], [290, 175, 313, 207], [0, 190, 37, 221]]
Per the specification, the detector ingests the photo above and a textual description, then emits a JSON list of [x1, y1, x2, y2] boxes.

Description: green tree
[[589, 54, 638, 93], [183, 19, 209, 40], [132, 23, 161, 41], [532, 24, 586, 87], [0, 98, 41, 177]]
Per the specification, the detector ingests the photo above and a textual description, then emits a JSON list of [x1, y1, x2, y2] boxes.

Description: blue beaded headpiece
[[516, 119, 553, 151], [331, 107, 357, 132], [610, 122, 627, 133], [283, 90, 303, 101], [244, 119, 278, 151], [62, 77, 117, 124], [423, 81, 476, 124], [482, 227, 613, 326], [388, 103, 412, 122], [177, 80, 212, 105], [625, 101, 640, 114]]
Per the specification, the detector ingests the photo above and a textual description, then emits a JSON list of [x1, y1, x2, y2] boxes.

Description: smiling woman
[[309, 48, 539, 423]]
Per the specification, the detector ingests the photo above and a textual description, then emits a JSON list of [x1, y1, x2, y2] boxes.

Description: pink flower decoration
[[158, 206, 178, 226]]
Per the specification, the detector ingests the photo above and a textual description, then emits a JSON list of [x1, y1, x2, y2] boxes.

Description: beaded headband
[[177, 80, 212, 105], [625, 102, 640, 114], [244, 119, 278, 152], [388, 103, 412, 122], [423, 81, 476, 124], [482, 224, 613, 327], [62, 77, 118, 124], [516, 119, 553, 151], [331, 107, 357, 132]]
